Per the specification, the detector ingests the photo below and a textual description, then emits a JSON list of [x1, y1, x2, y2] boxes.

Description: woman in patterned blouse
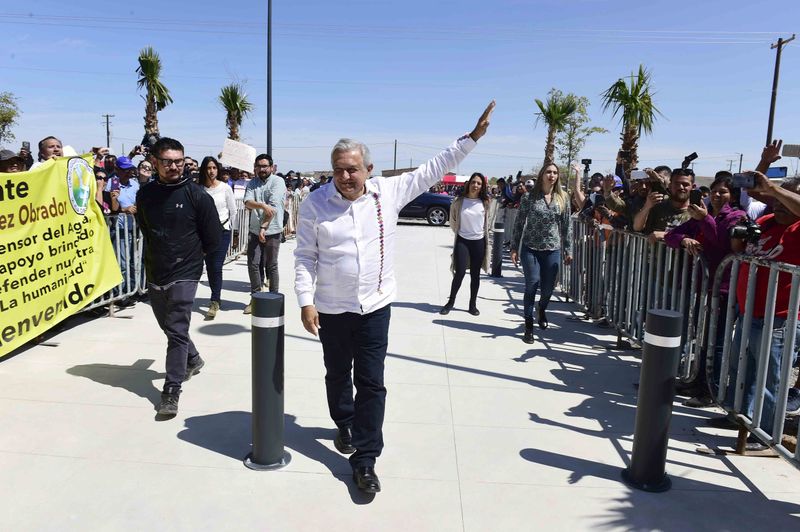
[[510, 164, 573, 344]]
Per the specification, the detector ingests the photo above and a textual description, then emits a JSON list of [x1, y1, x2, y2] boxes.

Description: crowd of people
[[2, 101, 798, 484], [539, 141, 800, 451]]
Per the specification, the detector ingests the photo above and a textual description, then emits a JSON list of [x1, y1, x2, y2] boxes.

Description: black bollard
[[621, 309, 682, 492], [490, 205, 505, 277], [244, 292, 291, 471]]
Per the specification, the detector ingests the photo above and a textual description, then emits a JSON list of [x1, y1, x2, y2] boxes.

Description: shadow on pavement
[[177, 411, 375, 504], [197, 323, 250, 336], [66, 358, 164, 407], [392, 301, 443, 314], [519, 448, 800, 530]]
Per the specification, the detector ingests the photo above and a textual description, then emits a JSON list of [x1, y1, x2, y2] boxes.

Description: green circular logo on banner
[[67, 157, 93, 215]]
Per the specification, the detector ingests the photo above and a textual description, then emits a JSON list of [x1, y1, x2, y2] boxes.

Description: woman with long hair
[[199, 156, 237, 319], [510, 164, 573, 343], [439, 172, 491, 316]]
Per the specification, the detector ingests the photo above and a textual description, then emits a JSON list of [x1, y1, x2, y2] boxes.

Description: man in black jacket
[[136, 137, 222, 416]]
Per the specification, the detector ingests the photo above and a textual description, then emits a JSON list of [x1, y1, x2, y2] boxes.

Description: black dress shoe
[[439, 302, 454, 315], [352, 466, 381, 493], [468, 306, 480, 316], [334, 427, 355, 454]]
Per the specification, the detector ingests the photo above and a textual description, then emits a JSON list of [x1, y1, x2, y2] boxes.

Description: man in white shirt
[[294, 101, 495, 494]]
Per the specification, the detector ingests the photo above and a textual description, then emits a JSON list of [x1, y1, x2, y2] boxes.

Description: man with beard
[[243, 154, 286, 313], [633, 167, 694, 242], [135, 137, 222, 416]]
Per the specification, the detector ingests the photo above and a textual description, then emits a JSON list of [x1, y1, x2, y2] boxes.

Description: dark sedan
[[399, 192, 453, 225]]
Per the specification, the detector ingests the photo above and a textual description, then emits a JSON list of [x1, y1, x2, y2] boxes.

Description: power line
[[0, 14, 778, 45]]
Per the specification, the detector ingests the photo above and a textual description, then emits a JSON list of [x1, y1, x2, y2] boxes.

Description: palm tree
[[136, 46, 173, 136], [601, 64, 662, 176], [219, 83, 254, 141], [535, 89, 578, 167]]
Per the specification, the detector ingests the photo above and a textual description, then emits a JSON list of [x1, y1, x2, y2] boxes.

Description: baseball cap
[[0, 149, 23, 162], [613, 175, 623, 188], [525, 179, 534, 187], [116, 156, 135, 169]]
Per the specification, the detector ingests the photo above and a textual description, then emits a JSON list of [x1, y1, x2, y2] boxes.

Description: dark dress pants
[[319, 305, 391, 469], [247, 232, 281, 293], [149, 280, 200, 391]]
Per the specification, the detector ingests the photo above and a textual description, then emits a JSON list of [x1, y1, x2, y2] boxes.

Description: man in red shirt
[[724, 172, 800, 438]]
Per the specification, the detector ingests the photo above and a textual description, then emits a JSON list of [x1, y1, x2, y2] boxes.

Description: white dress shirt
[[294, 135, 476, 314]]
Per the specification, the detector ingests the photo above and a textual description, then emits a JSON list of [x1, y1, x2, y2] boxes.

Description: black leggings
[[447, 235, 485, 307]]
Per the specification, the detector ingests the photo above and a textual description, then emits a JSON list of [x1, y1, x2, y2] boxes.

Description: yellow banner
[[0, 155, 123, 358]]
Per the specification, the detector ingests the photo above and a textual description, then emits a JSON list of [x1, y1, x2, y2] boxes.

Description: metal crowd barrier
[[81, 213, 145, 314], [225, 200, 248, 263], [563, 217, 800, 467], [706, 254, 800, 465], [81, 200, 249, 314], [564, 218, 710, 381]]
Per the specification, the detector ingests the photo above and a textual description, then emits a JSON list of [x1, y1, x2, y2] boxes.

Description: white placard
[[220, 139, 257, 171]]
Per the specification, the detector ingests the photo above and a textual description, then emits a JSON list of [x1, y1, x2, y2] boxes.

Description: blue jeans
[[520, 247, 561, 320], [726, 315, 800, 433], [204, 230, 231, 303]]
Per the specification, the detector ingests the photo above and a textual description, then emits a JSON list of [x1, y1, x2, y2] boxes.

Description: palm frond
[[136, 46, 173, 111], [601, 64, 661, 136]]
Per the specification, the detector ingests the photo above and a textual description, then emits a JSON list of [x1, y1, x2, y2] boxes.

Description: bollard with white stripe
[[490, 204, 505, 277], [621, 308, 682, 492], [244, 292, 292, 471]]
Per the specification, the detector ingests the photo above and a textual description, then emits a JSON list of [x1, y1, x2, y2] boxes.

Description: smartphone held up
[[732, 172, 755, 189]]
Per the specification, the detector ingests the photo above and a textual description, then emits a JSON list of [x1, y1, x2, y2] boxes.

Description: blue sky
[[2, 0, 799, 177]]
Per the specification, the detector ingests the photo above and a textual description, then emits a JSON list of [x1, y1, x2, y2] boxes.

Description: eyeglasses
[[139, 165, 153, 171], [159, 158, 185, 168]]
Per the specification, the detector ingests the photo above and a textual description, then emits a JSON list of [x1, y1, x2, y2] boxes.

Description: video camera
[[681, 152, 698, 170], [140, 133, 160, 153], [730, 219, 762, 243]]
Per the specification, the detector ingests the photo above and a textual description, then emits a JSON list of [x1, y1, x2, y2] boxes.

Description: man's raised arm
[[391, 101, 495, 208]]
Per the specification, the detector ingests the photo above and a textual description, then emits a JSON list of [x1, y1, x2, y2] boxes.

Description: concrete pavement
[[1, 221, 799, 531]]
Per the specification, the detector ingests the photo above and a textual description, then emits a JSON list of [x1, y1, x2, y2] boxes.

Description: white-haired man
[[294, 102, 495, 494]]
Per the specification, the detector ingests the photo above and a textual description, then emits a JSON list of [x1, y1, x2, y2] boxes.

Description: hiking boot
[[157, 387, 181, 416], [244, 303, 252, 315], [205, 301, 220, 320], [184, 355, 205, 382]]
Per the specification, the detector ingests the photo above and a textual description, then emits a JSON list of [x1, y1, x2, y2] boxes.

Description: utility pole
[[727, 159, 735, 172], [266, 0, 273, 155], [766, 34, 795, 145], [102, 114, 114, 148], [735, 153, 743, 173], [393, 139, 397, 170]]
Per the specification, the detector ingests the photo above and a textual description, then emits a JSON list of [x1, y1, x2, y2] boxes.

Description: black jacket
[[135, 177, 222, 286]]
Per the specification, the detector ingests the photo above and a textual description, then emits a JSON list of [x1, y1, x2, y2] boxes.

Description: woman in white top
[[439, 172, 490, 316], [200, 156, 237, 319]]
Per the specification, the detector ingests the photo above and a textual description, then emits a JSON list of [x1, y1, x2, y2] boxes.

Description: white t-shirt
[[458, 198, 485, 240]]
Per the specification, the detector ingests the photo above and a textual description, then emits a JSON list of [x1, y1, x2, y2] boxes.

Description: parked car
[[399, 192, 453, 225]]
